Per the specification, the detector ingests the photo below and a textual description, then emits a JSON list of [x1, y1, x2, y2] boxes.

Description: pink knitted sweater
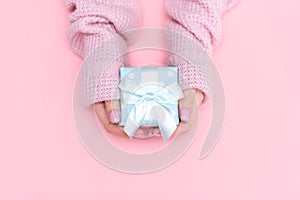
[[65, 0, 238, 105]]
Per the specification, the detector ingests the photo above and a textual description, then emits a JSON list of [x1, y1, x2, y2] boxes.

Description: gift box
[[118, 67, 184, 141]]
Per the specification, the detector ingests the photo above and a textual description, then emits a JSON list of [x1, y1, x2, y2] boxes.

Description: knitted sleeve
[[165, 0, 238, 105], [65, 0, 140, 105]]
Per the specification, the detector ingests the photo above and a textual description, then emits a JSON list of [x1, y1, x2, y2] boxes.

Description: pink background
[[1, 0, 300, 199]]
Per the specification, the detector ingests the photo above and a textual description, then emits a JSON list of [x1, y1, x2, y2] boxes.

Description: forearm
[[65, 0, 140, 105], [166, 0, 238, 105]]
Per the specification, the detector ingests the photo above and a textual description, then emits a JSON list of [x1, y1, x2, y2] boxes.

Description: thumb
[[179, 89, 194, 123], [173, 89, 203, 136], [105, 100, 121, 124]]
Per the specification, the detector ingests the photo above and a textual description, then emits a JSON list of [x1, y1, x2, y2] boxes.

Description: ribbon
[[119, 71, 184, 142]]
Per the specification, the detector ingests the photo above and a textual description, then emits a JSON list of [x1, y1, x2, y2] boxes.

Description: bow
[[119, 73, 183, 142]]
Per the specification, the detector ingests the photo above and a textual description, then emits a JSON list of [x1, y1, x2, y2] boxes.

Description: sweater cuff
[[79, 32, 127, 105], [82, 60, 124, 105], [179, 63, 211, 107], [168, 54, 212, 107]]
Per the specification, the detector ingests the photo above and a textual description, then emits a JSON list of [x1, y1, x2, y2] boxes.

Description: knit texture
[[65, 0, 238, 105], [166, 0, 238, 104], [65, 0, 140, 104]]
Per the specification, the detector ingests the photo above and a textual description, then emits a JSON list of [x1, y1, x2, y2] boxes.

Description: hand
[[94, 100, 159, 138], [172, 89, 204, 137], [94, 89, 204, 139], [94, 100, 127, 137]]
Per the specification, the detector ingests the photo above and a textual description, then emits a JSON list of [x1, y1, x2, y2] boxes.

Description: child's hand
[[94, 100, 158, 138], [174, 89, 204, 137]]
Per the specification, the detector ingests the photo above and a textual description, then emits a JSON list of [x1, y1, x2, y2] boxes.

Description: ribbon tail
[[151, 105, 177, 142], [123, 119, 139, 139], [123, 102, 146, 139]]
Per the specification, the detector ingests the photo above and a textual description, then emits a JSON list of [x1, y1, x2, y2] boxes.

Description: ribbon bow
[[119, 72, 184, 142]]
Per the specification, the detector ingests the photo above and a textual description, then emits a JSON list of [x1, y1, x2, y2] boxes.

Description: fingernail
[[109, 110, 120, 124], [180, 108, 190, 122]]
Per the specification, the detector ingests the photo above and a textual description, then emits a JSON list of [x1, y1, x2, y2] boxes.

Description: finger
[[176, 89, 202, 136], [153, 128, 161, 135], [134, 128, 146, 138], [134, 126, 161, 138], [105, 100, 155, 138], [179, 89, 195, 123], [105, 100, 121, 124], [171, 122, 190, 139], [179, 89, 203, 122], [195, 89, 204, 105], [141, 126, 161, 136], [130, 125, 161, 139], [94, 102, 127, 137]]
